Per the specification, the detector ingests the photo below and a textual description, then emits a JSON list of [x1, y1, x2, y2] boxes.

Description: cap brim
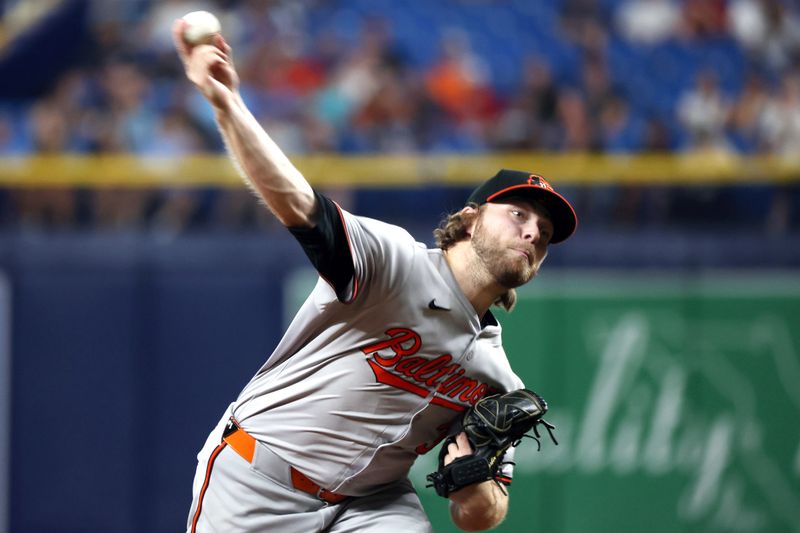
[[486, 184, 578, 244]]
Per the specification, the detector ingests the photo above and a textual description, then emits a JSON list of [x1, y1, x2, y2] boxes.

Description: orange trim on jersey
[[367, 360, 470, 412], [367, 359, 430, 397], [223, 427, 256, 463], [430, 395, 467, 412], [333, 201, 359, 304], [222, 421, 349, 505], [190, 441, 227, 533], [290, 467, 349, 504]]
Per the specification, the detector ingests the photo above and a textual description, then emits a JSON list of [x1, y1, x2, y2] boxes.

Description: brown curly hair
[[433, 204, 517, 312], [433, 203, 479, 251]]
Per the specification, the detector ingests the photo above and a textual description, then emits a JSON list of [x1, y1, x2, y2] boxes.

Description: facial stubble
[[471, 215, 538, 289]]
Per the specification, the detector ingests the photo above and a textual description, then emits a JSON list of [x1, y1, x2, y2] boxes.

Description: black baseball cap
[[467, 169, 578, 244]]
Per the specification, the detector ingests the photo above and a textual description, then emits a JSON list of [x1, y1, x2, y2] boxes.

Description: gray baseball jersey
[[229, 202, 524, 496]]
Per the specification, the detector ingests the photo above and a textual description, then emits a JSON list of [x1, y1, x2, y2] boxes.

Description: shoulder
[[336, 209, 432, 297], [339, 210, 418, 243], [339, 210, 427, 261]]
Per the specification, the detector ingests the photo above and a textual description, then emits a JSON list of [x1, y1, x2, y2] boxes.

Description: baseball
[[181, 10, 221, 45]]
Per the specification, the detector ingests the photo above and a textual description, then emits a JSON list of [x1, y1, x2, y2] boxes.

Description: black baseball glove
[[426, 389, 557, 498]]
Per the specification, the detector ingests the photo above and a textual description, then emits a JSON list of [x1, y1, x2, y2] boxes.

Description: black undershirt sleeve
[[287, 191, 355, 302]]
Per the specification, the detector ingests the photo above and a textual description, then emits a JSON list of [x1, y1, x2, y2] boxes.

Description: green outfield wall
[[410, 272, 800, 533]]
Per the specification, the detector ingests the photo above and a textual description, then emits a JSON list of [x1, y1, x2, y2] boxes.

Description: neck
[[442, 243, 506, 318]]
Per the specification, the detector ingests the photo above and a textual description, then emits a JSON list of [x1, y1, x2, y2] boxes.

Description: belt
[[222, 417, 349, 505]]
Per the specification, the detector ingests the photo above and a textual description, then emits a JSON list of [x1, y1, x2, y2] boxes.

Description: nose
[[522, 220, 542, 243]]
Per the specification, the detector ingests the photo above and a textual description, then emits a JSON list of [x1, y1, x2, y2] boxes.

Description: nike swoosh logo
[[428, 299, 450, 311]]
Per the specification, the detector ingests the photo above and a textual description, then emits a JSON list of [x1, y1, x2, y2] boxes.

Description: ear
[[460, 205, 479, 237]]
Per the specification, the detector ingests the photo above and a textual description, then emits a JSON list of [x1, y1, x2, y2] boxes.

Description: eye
[[540, 226, 553, 242]]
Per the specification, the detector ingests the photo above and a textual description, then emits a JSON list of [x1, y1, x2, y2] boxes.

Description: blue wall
[[4, 233, 307, 532]]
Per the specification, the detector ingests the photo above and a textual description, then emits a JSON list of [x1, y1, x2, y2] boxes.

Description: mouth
[[512, 248, 533, 264]]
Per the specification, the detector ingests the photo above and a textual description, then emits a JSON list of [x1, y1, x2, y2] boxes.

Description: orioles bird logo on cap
[[527, 174, 553, 191]]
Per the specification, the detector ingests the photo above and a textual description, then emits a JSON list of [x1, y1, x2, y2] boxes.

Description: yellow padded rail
[[1, 152, 799, 188]]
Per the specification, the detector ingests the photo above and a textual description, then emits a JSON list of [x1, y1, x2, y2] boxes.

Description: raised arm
[[172, 18, 315, 227]]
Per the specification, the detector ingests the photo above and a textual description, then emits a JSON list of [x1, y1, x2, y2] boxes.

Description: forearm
[[215, 93, 315, 227], [173, 18, 315, 227], [448, 480, 508, 531]]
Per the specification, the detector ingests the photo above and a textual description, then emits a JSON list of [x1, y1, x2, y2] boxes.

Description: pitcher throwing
[[174, 17, 577, 533]]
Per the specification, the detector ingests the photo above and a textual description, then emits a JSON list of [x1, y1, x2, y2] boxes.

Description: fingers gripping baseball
[[172, 19, 239, 110], [443, 432, 473, 466]]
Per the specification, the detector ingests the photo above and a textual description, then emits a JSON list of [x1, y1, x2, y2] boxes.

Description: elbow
[[276, 208, 314, 228], [269, 190, 318, 228]]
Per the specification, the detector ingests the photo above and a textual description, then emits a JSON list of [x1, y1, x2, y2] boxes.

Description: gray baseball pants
[[186, 407, 434, 532]]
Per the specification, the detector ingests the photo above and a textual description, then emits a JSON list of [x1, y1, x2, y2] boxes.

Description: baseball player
[[174, 20, 577, 533]]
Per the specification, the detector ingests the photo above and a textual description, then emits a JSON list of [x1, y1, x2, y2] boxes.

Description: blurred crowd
[[0, 0, 798, 234]]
